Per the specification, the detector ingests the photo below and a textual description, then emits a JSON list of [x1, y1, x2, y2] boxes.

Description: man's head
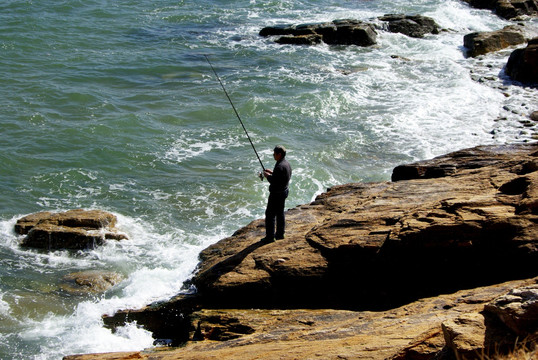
[[273, 145, 286, 161]]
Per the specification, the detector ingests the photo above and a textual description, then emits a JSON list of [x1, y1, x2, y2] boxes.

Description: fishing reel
[[258, 172, 264, 181]]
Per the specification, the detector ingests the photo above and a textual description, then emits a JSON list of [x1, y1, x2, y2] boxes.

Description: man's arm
[[263, 168, 273, 180]]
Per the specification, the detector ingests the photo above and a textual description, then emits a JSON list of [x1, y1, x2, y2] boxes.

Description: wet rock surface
[[260, 19, 378, 46], [16, 209, 128, 250], [462, 0, 538, 19], [464, 25, 527, 57], [505, 37, 538, 85], [259, 15, 441, 46], [60, 270, 125, 295], [378, 14, 441, 38]]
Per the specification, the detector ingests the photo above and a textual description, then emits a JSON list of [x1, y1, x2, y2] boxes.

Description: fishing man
[[263, 145, 292, 242]]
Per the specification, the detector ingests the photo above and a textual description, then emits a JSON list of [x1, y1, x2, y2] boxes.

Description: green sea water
[[0, 0, 537, 358]]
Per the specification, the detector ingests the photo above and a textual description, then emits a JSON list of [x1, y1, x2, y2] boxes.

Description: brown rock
[[391, 328, 447, 360], [442, 283, 538, 358], [16, 209, 128, 250], [496, 0, 538, 19], [463, 25, 526, 57], [484, 284, 538, 335], [275, 34, 322, 45], [260, 19, 377, 46], [70, 278, 538, 360], [462, 0, 538, 19], [190, 310, 255, 341], [14, 210, 54, 235], [102, 294, 198, 347], [441, 312, 518, 359], [442, 313, 488, 356], [189, 143, 538, 310], [505, 37, 538, 85], [391, 144, 538, 181], [378, 14, 441, 38]]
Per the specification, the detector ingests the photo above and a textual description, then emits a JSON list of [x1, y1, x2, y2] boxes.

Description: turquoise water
[[1, 0, 537, 358]]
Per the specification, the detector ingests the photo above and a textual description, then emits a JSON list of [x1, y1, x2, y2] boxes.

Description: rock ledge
[[66, 143, 538, 360], [16, 209, 128, 250]]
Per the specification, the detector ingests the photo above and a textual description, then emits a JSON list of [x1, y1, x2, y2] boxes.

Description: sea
[[0, 0, 537, 358]]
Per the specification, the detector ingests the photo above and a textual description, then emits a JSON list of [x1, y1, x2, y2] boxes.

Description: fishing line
[[204, 55, 266, 178]]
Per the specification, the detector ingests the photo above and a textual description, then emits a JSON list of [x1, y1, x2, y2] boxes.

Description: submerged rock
[[16, 209, 128, 250], [60, 270, 124, 295]]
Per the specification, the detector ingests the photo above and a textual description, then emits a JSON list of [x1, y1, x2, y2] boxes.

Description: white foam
[[0, 293, 10, 319], [20, 308, 154, 359], [164, 129, 244, 163], [1, 210, 227, 359], [0, 216, 19, 248], [427, 0, 509, 32]]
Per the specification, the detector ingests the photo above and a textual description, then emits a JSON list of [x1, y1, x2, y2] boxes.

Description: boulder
[[442, 312, 517, 359], [484, 284, 538, 335], [442, 283, 538, 359], [505, 37, 538, 85], [275, 34, 322, 45], [102, 294, 199, 346], [463, 25, 526, 57], [16, 209, 128, 250], [442, 313, 489, 357], [60, 270, 125, 295], [496, 0, 538, 19], [378, 14, 441, 38], [260, 19, 377, 46], [462, 0, 538, 19]]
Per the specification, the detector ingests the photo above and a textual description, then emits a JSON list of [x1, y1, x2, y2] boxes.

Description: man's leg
[[274, 194, 286, 240], [265, 194, 276, 240]]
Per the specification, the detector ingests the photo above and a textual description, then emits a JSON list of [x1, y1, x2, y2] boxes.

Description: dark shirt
[[267, 158, 291, 194]]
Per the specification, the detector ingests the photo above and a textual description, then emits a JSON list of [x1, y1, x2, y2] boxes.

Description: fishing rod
[[204, 55, 266, 180]]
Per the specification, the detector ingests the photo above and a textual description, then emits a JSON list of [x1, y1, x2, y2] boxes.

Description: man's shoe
[[260, 237, 274, 243], [275, 235, 285, 240]]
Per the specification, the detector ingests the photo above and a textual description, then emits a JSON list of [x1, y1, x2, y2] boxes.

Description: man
[[263, 145, 292, 242]]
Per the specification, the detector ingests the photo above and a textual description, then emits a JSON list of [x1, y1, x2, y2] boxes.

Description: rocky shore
[[59, 2, 538, 358], [62, 142, 538, 360]]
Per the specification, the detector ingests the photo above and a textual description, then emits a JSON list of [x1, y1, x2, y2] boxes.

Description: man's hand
[[263, 169, 273, 178]]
